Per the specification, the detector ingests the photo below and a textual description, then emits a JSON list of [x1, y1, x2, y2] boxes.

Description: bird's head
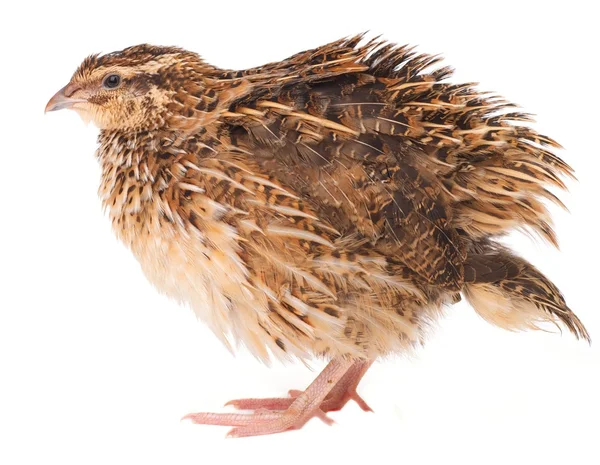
[[45, 45, 212, 131]]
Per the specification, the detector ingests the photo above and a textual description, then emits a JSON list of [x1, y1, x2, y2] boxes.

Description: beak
[[45, 83, 86, 113]]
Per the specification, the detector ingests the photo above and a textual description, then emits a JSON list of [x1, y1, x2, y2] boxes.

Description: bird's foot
[[182, 358, 369, 437], [183, 385, 372, 437]]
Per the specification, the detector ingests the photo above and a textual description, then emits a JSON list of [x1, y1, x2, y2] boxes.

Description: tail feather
[[463, 248, 591, 343]]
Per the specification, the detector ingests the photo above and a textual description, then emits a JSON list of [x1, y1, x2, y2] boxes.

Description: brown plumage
[[46, 34, 590, 437]]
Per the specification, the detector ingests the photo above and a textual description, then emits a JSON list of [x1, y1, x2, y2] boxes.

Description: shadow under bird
[[46, 34, 590, 437]]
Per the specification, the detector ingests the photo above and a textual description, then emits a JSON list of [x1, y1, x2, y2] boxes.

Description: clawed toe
[[184, 406, 332, 437], [224, 396, 294, 411]]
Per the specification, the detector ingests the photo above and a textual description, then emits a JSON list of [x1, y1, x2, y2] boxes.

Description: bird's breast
[[115, 196, 266, 352]]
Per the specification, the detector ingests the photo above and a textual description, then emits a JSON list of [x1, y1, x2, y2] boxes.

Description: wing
[[213, 53, 467, 290], [202, 35, 571, 288]]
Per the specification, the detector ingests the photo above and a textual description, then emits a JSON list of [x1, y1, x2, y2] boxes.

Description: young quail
[[46, 35, 590, 437]]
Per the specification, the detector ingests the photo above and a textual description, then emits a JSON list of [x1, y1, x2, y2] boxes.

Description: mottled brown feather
[[60, 34, 589, 363]]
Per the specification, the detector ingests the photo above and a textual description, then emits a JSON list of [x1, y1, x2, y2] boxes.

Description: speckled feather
[[65, 35, 589, 364]]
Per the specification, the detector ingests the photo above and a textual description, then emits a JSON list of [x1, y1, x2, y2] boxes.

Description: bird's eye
[[103, 74, 121, 89]]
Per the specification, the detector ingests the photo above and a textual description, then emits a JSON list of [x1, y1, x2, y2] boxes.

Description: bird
[[46, 34, 590, 437]]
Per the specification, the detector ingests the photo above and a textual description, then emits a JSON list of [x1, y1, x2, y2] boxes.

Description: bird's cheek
[[73, 105, 94, 126], [69, 102, 108, 128]]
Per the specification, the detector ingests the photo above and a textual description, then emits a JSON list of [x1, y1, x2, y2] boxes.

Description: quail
[[46, 34, 590, 437]]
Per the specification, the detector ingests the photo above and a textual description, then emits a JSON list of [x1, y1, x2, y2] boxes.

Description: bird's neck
[[96, 128, 184, 246]]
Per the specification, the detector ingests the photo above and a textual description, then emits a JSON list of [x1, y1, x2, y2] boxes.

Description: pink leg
[[227, 359, 374, 413], [183, 358, 355, 437], [320, 359, 374, 412]]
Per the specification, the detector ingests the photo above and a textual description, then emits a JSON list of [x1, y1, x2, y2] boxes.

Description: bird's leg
[[183, 357, 354, 437], [318, 359, 374, 412], [216, 359, 374, 413]]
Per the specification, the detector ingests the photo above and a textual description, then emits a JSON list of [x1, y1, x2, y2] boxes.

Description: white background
[[1, 1, 599, 464]]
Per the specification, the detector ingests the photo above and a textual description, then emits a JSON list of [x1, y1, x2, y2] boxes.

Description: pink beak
[[45, 83, 86, 113]]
